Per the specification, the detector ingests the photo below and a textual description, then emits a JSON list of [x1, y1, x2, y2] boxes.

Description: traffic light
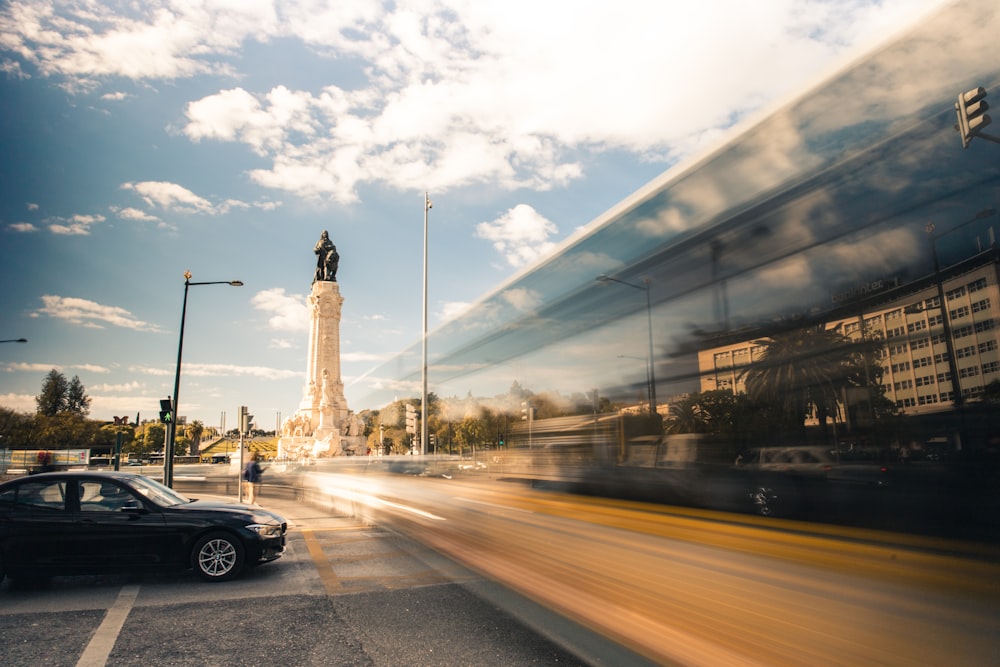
[[405, 403, 416, 434], [159, 398, 173, 424], [956, 86, 991, 148], [499, 434, 505, 447], [239, 405, 253, 434]]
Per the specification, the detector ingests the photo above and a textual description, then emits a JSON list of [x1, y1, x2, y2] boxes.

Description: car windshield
[[126, 475, 192, 507]]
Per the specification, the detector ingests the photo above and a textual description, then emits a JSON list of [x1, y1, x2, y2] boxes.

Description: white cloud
[[3, 362, 111, 374], [48, 213, 106, 235], [128, 361, 301, 381], [0, 1, 946, 201], [440, 301, 471, 322], [31, 295, 162, 332], [90, 380, 143, 392], [7, 222, 37, 232], [251, 288, 309, 332], [115, 207, 160, 222], [119, 181, 277, 217], [501, 287, 542, 312], [476, 204, 558, 268], [121, 181, 214, 213]]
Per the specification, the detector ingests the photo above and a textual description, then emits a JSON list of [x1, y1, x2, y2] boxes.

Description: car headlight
[[246, 523, 283, 538]]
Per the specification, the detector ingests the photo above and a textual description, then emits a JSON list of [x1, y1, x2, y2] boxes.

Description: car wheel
[[749, 486, 779, 516], [192, 532, 245, 582]]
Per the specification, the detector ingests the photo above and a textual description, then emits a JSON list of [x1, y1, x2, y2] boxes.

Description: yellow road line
[[300, 527, 342, 595]]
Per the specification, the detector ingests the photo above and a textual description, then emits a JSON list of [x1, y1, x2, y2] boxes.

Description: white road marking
[[75, 584, 139, 667]]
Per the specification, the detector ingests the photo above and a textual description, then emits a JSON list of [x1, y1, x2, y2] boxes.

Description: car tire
[[192, 532, 245, 582]]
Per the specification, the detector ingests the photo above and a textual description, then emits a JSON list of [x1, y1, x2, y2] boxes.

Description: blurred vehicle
[[731, 446, 891, 517], [0, 471, 286, 584]]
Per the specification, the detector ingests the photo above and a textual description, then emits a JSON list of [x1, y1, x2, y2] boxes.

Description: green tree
[[187, 420, 205, 454], [454, 415, 488, 453], [665, 394, 707, 434], [740, 324, 861, 440], [36, 369, 69, 416], [66, 375, 92, 416]]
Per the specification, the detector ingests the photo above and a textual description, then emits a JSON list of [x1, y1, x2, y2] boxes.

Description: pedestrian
[[243, 452, 263, 504]]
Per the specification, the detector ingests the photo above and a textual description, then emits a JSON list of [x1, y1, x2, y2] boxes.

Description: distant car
[[0, 471, 286, 584], [731, 446, 891, 517]]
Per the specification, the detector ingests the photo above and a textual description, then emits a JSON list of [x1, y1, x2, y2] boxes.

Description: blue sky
[[0, 0, 945, 429]]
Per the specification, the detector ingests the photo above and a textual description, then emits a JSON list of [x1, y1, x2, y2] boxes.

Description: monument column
[[303, 280, 348, 436], [279, 230, 353, 459]]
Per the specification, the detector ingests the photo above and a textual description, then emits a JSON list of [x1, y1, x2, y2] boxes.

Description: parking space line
[[300, 527, 343, 595], [75, 584, 139, 667]]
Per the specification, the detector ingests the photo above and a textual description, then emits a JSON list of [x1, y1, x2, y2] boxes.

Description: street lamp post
[[0, 338, 27, 343], [617, 354, 651, 414], [166, 271, 243, 487], [422, 193, 432, 456], [597, 275, 657, 417]]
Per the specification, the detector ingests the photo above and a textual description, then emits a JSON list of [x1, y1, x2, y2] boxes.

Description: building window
[[956, 345, 977, 359], [968, 278, 987, 293], [925, 296, 941, 309], [983, 361, 1000, 375], [980, 340, 998, 354], [915, 375, 935, 387], [949, 305, 970, 320], [934, 352, 950, 364], [886, 309, 902, 321], [932, 333, 947, 345], [937, 371, 952, 383], [939, 390, 954, 402], [913, 356, 932, 368], [897, 397, 916, 408], [974, 319, 994, 333], [894, 379, 913, 390], [959, 366, 980, 378], [953, 325, 973, 339], [911, 337, 930, 350], [891, 361, 911, 373], [946, 286, 966, 301], [928, 314, 944, 326], [918, 394, 938, 405], [887, 326, 905, 338], [972, 298, 990, 313], [891, 343, 908, 355], [907, 320, 927, 333]]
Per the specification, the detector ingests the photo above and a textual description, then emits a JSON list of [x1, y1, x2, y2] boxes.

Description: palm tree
[[740, 323, 860, 441], [665, 394, 707, 434], [187, 420, 205, 456]]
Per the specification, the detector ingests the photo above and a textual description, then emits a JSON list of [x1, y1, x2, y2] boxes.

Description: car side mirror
[[121, 500, 145, 513]]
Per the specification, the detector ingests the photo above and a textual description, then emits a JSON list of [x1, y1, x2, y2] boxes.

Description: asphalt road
[[0, 489, 636, 667]]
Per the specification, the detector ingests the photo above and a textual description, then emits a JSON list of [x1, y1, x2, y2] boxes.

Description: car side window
[[13, 480, 67, 511], [79, 481, 135, 512]]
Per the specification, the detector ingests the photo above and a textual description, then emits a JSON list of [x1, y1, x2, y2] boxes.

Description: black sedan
[[0, 471, 286, 583]]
